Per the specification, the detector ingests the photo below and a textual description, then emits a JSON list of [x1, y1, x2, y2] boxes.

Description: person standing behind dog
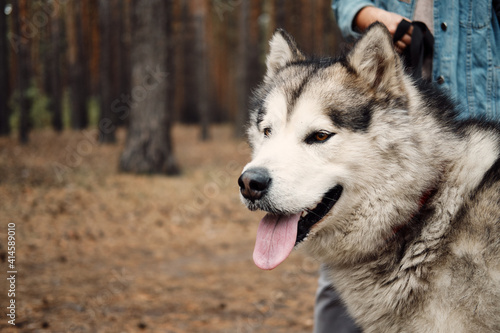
[[313, 1, 500, 332], [333, 0, 499, 119]]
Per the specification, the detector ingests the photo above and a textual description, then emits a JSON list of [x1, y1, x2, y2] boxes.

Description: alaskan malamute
[[238, 23, 500, 332]]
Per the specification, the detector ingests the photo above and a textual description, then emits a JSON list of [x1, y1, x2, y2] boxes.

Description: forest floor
[[0, 125, 321, 333]]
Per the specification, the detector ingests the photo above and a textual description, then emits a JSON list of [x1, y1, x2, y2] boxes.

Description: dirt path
[[0, 125, 320, 332]]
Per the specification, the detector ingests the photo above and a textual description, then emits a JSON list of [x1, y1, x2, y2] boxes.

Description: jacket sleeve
[[332, 0, 375, 39]]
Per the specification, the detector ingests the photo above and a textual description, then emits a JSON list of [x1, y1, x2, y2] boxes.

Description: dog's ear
[[265, 29, 305, 82], [347, 23, 403, 92]]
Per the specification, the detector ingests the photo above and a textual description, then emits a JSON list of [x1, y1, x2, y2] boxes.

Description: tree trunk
[[0, 0, 11, 135], [98, 0, 116, 142], [195, 15, 210, 140], [119, 0, 179, 175], [117, 0, 131, 127], [49, 8, 63, 132], [235, 0, 249, 137], [14, 0, 31, 143], [179, 0, 198, 123], [248, 0, 262, 97], [274, 0, 286, 29], [66, 1, 88, 129]]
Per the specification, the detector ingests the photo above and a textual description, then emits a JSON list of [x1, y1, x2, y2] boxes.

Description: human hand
[[354, 6, 412, 52]]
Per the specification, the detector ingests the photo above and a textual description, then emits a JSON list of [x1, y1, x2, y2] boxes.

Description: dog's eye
[[263, 127, 272, 137], [305, 131, 334, 144], [315, 132, 329, 141]]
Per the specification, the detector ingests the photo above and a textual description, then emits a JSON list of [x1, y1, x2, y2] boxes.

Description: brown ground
[[0, 125, 320, 333]]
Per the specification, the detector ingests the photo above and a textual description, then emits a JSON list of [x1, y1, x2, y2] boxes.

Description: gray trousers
[[313, 266, 362, 333]]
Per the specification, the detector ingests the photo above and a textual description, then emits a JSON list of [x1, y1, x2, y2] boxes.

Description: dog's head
[[239, 24, 437, 269]]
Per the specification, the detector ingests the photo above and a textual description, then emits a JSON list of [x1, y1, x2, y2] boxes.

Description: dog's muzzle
[[238, 167, 271, 202]]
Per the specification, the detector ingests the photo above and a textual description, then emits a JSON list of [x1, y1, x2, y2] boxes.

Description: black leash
[[494, 0, 500, 22], [393, 19, 434, 81]]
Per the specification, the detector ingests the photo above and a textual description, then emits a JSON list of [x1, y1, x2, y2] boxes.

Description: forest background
[[0, 0, 342, 158]]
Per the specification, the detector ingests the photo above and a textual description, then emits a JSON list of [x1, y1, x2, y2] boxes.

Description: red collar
[[392, 188, 436, 235]]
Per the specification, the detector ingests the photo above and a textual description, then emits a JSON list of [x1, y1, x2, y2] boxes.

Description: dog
[[238, 24, 500, 332]]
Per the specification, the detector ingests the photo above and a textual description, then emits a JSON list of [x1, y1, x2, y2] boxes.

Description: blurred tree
[[66, 1, 88, 129], [235, 0, 249, 138], [81, 0, 101, 97], [248, 0, 262, 92], [14, 0, 31, 143], [0, 0, 10, 135], [207, 1, 233, 124], [235, 0, 262, 137], [195, 14, 210, 140], [179, 0, 198, 124], [167, 0, 178, 131], [177, 0, 212, 138], [98, 0, 131, 142], [98, 0, 115, 142], [119, 0, 179, 174], [273, 0, 286, 30], [47, 2, 63, 132], [116, 0, 131, 127]]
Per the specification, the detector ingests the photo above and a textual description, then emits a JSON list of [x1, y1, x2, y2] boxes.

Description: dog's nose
[[238, 168, 271, 201]]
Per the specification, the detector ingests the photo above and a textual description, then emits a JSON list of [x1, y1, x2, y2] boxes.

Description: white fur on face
[[243, 91, 347, 215], [242, 73, 437, 259]]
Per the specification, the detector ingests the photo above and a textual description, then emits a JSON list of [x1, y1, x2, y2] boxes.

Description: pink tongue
[[253, 212, 300, 270]]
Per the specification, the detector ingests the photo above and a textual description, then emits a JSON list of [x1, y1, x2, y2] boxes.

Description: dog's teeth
[[301, 211, 309, 218]]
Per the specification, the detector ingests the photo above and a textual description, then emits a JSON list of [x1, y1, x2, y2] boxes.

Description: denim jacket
[[333, 0, 500, 120]]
